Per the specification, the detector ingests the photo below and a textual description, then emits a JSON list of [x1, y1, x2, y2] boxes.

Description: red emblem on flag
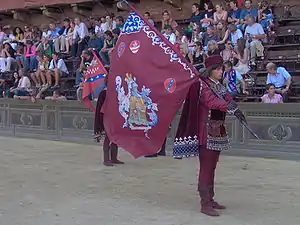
[[129, 40, 140, 54], [164, 78, 176, 93]]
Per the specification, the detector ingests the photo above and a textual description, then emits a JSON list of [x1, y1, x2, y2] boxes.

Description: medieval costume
[[173, 55, 244, 216], [94, 86, 124, 167]]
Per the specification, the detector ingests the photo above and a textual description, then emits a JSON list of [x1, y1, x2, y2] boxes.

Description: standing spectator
[[75, 50, 93, 88], [163, 25, 176, 44], [228, 0, 241, 25], [24, 40, 38, 72], [47, 23, 60, 53], [233, 38, 250, 74], [144, 12, 155, 26], [213, 4, 228, 24], [100, 31, 114, 66], [261, 83, 283, 103], [87, 30, 103, 53], [190, 3, 202, 26], [71, 17, 89, 57], [0, 42, 16, 72], [244, 14, 266, 65], [223, 61, 248, 97], [59, 18, 71, 53], [46, 52, 69, 89], [199, 1, 214, 29], [266, 63, 291, 102], [240, 0, 259, 23], [161, 10, 178, 32], [200, 25, 220, 49], [115, 16, 124, 29]]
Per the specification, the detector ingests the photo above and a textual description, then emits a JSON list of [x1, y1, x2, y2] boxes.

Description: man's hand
[[243, 90, 249, 95], [281, 88, 289, 94]]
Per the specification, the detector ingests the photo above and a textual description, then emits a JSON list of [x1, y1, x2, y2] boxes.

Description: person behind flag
[[94, 76, 124, 166], [173, 55, 245, 217]]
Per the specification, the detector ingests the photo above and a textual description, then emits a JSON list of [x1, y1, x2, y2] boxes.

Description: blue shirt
[[228, 8, 241, 19], [240, 8, 258, 20], [266, 67, 291, 88]]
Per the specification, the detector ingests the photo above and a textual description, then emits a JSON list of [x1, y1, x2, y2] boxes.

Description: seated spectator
[[0, 78, 5, 97], [206, 40, 220, 56], [15, 43, 25, 69], [24, 40, 38, 72], [200, 2, 214, 29], [244, 14, 266, 65], [59, 18, 71, 53], [12, 27, 24, 43], [7, 69, 31, 98], [47, 23, 60, 53], [45, 90, 67, 101], [266, 62, 291, 102], [240, 0, 258, 24], [163, 25, 176, 45], [37, 37, 53, 57], [100, 30, 114, 66], [0, 26, 6, 44], [46, 52, 69, 89], [261, 83, 283, 103], [190, 3, 202, 26], [115, 16, 124, 29], [228, 0, 241, 25], [215, 20, 227, 49], [75, 50, 93, 88], [71, 17, 89, 57], [258, 1, 274, 31], [31, 53, 50, 88], [87, 30, 103, 52], [161, 10, 178, 32], [200, 25, 220, 49], [23, 26, 33, 41], [223, 61, 248, 97], [221, 40, 234, 62], [188, 41, 205, 70], [63, 22, 74, 54], [218, 23, 243, 47], [144, 12, 155, 26], [233, 38, 250, 74], [104, 14, 117, 32], [181, 30, 195, 55], [0, 42, 16, 72], [213, 3, 228, 24]]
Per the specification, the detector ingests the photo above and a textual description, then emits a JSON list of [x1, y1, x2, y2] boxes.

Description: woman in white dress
[[233, 38, 250, 74]]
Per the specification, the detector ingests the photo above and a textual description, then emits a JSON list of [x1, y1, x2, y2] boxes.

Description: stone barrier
[[0, 99, 299, 159]]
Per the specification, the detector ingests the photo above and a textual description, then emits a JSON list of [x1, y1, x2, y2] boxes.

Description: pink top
[[261, 93, 282, 103], [25, 45, 37, 57]]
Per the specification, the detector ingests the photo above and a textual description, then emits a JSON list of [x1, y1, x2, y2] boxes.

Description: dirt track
[[0, 137, 300, 225]]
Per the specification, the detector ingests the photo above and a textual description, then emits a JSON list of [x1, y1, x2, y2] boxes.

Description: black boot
[[103, 140, 113, 167], [110, 143, 124, 164], [198, 185, 220, 217]]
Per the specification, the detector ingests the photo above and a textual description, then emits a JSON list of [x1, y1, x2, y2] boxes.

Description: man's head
[[229, 0, 238, 9], [246, 14, 256, 25], [192, 3, 200, 13], [116, 16, 124, 25], [228, 23, 237, 33], [104, 30, 113, 40], [162, 10, 170, 21], [112, 28, 120, 38], [207, 40, 217, 51], [244, 0, 252, 9], [144, 12, 151, 20], [52, 52, 59, 60], [204, 55, 224, 81], [224, 61, 233, 73], [164, 24, 173, 34], [82, 50, 92, 60], [74, 17, 81, 26], [63, 18, 70, 27], [266, 62, 277, 74], [105, 14, 112, 22], [49, 23, 56, 30], [206, 25, 214, 35]]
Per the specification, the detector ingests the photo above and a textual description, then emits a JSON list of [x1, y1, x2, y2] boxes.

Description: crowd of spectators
[[0, 0, 293, 103]]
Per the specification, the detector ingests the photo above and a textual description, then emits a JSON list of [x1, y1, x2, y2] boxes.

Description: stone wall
[[0, 99, 299, 159]]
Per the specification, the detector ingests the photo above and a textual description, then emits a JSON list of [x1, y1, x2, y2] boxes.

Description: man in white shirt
[[244, 14, 266, 65], [46, 52, 69, 90], [228, 23, 243, 46], [71, 17, 89, 57], [163, 25, 176, 45]]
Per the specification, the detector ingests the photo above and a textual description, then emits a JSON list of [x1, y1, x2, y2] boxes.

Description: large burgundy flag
[[103, 8, 198, 158], [82, 52, 107, 111]]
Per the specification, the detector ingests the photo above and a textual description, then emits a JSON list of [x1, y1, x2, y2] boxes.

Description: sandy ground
[[0, 137, 300, 225]]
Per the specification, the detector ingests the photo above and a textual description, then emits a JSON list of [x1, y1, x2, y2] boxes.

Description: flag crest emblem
[[116, 73, 158, 138]]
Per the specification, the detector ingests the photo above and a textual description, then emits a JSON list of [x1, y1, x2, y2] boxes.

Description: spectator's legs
[[0, 58, 6, 72], [53, 68, 61, 86], [249, 41, 257, 65], [60, 36, 66, 52], [40, 71, 47, 85], [71, 41, 78, 57], [25, 57, 30, 70], [31, 72, 40, 87], [46, 70, 53, 86], [99, 51, 110, 65], [65, 38, 71, 54], [29, 56, 38, 71], [77, 42, 86, 57], [75, 69, 83, 85], [6, 57, 14, 72], [53, 39, 60, 53]]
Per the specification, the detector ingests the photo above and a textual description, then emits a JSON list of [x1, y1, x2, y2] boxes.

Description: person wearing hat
[[173, 55, 244, 216]]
